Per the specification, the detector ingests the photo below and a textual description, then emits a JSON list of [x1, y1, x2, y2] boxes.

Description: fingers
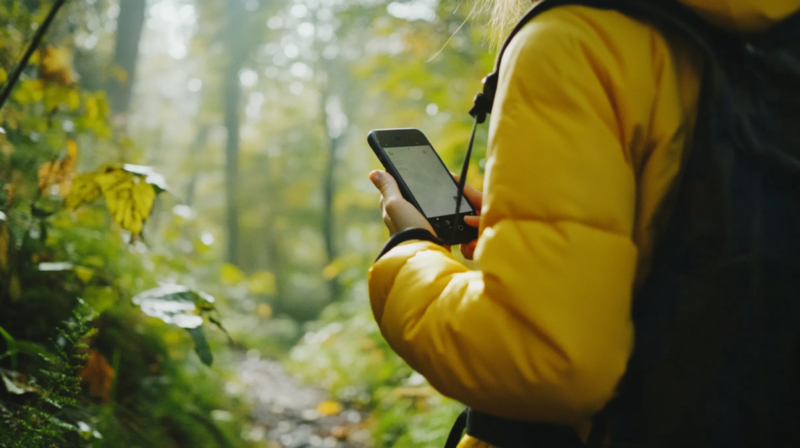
[[464, 215, 480, 228], [372, 170, 409, 229], [370, 170, 402, 202], [460, 239, 477, 260], [381, 210, 395, 234], [450, 173, 483, 210]]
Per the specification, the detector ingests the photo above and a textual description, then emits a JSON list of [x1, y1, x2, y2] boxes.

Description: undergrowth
[[1, 302, 97, 448]]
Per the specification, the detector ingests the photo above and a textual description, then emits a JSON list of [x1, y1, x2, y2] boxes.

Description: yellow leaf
[[37, 139, 77, 195], [0, 68, 7, 84], [29, 80, 45, 92], [93, 166, 131, 191], [67, 166, 158, 236], [66, 90, 80, 111], [44, 84, 61, 112], [39, 45, 75, 86], [85, 96, 99, 120], [37, 162, 56, 192], [67, 139, 77, 159], [64, 173, 100, 209], [74, 266, 93, 283], [248, 271, 276, 294], [317, 400, 343, 416], [97, 168, 131, 221], [128, 179, 156, 233], [13, 80, 45, 104], [220, 263, 245, 285], [97, 168, 155, 235], [3, 182, 16, 208], [322, 263, 341, 280], [256, 303, 272, 318], [1, 111, 19, 132], [68, 165, 160, 235], [0, 224, 8, 270]]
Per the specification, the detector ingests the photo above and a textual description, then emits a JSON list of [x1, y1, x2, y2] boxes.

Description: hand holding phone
[[451, 174, 482, 260], [367, 128, 479, 246], [369, 170, 435, 235]]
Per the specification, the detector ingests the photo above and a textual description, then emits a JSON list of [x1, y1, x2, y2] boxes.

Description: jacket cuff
[[376, 228, 446, 261]]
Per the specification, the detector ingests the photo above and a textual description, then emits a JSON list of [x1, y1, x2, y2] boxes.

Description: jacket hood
[[678, 0, 800, 32]]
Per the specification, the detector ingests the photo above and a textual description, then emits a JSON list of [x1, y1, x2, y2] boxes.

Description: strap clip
[[469, 73, 498, 124]]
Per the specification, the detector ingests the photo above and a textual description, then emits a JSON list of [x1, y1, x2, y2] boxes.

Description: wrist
[[376, 228, 446, 260]]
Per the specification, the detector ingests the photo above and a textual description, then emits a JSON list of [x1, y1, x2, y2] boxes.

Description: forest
[[0, 0, 496, 446]]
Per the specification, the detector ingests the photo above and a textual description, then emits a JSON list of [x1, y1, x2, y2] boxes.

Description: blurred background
[[0, 0, 497, 446]]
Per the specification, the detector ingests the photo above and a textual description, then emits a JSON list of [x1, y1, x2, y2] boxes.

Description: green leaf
[[16, 341, 54, 361], [186, 327, 213, 366], [220, 263, 245, 285], [132, 285, 218, 366], [122, 164, 169, 192], [0, 324, 18, 369], [1, 371, 26, 394], [208, 316, 232, 344], [82, 286, 119, 314], [132, 284, 215, 329]]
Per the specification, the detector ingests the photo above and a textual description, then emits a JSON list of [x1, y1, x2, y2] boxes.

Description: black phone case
[[367, 129, 478, 246]]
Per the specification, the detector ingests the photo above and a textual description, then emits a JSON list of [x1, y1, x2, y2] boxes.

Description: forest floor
[[232, 352, 371, 448]]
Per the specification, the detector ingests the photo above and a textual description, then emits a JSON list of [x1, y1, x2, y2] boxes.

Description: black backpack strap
[[465, 409, 585, 448], [470, 0, 579, 123], [470, 0, 726, 124], [444, 408, 469, 448]]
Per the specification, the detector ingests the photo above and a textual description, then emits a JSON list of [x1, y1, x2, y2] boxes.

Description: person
[[367, 0, 800, 447]]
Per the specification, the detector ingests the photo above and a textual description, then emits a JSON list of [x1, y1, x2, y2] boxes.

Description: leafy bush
[[288, 300, 464, 448], [0, 3, 255, 447], [1, 303, 97, 448]]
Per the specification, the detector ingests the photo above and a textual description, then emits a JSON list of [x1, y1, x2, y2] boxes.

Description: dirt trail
[[232, 351, 370, 448]]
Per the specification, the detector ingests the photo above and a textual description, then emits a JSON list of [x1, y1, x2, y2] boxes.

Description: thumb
[[464, 215, 480, 228], [369, 171, 401, 200]]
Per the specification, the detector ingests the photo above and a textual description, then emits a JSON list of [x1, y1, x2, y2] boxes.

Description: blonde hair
[[482, 0, 536, 47]]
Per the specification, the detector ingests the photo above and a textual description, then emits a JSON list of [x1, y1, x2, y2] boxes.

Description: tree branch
[[0, 0, 68, 112]]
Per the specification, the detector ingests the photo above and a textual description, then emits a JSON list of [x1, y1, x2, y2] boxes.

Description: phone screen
[[385, 145, 473, 218]]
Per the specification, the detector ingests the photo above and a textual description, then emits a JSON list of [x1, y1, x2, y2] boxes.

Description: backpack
[[446, 0, 800, 446]]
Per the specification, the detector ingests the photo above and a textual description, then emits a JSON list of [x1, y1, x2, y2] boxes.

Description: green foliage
[[289, 302, 465, 447], [132, 284, 223, 366], [1, 2, 253, 447], [8, 0, 508, 446], [1, 302, 97, 448]]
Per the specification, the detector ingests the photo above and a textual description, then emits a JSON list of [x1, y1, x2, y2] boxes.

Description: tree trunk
[[321, 133, 341, 300], [319, 74, 345, 301], [184, 125, 210, 207], [107, 0, 146, 116], [223, 1, 245, 264]]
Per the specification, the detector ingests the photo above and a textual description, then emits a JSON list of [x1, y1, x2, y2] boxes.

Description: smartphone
[[367, 128, 478, 246]]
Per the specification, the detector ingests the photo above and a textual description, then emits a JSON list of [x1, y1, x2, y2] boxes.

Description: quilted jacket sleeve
[[368, 6, 669, 425]]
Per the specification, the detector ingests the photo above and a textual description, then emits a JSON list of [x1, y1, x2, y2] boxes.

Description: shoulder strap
[[469, 0, 574, 123], [469, 0, 726, 124], [459, 0, 715, 242]]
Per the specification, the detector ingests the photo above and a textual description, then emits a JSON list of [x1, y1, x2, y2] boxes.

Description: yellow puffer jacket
[[367, 0, 800, 446]]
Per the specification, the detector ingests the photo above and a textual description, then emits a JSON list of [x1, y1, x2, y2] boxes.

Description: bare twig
[[0, 0, 69, 111]]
